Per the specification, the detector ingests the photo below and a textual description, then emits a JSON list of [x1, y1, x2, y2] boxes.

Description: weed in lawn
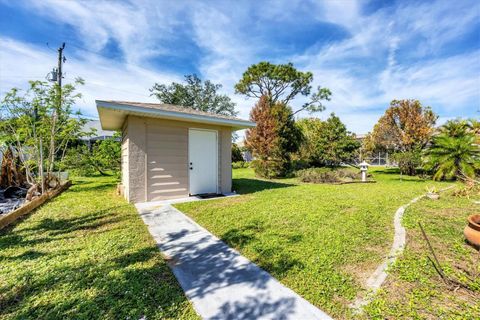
[[176, 167, 451, 318], [363, 190, 480, 319], [0, 176, 198, 320]]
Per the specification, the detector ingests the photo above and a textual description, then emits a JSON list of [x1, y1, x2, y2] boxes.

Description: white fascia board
[[96, 101, 255, 130]]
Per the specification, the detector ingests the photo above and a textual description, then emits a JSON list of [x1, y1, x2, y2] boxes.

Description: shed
[[96, 100, 255, 203]]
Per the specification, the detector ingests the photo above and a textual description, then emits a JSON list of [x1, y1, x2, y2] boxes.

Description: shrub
[[252, 159, 291, 179], [232, 161, 249, 169], [232, 143, 244, 162], [423, 119, 480, 180], [62, 136, 121, 177], [296, 167, 360, 183], [392, 150, 422, 176]]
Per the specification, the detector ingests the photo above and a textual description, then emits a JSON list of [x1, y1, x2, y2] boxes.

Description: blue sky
[[1, 0, 479, 135]]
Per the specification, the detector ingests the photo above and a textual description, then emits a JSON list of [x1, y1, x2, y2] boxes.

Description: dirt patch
[[343, 260, 381, 288]]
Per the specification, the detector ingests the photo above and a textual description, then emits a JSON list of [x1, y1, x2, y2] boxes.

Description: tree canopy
[[370, 99, 437, 152], [297, 114, 360, 167], [246, 95, 302, 177], [150, 74, 237, 116], [0, 79, 87, 186], [235, 62, 331, 115]]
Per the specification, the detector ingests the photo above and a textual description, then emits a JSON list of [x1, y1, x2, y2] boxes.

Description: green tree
[[150, 74, 237, 116], [63, 134, 121, 176], [424, 119, 480, 180], [246, 95, 302, 178], [231, 143, 244, 162], [370, 99, 437, 175], [0, 79, 87, 187], [297, 114, 360, 167], [235, 62, 331, 115]]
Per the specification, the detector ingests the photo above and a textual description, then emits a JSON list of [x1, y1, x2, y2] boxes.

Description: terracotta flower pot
[[464, 214, 480, 248]]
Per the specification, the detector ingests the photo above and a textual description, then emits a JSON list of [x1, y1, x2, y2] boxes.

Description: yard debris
[[26, 184, 41, 201], [0, 146, 64, 215], [0, 188, 25, 214], [419, 222, 476, 292], [0, 146, 27, 188], [0, 147, 29, 215]]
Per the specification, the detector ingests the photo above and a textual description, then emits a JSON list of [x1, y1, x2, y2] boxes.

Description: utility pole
[[44, 42, 66, 185], [57, 42, 66, 96], [50, 42, 65, 171]]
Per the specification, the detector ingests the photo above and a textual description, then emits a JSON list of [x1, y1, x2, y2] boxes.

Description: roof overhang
[[96, 101, 255, 131]]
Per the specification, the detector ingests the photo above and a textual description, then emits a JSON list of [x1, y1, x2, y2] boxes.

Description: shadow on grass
[[232, 178, 295, 195], [0, 250, 46, 261], [0, 207, 193, 319], [0, 247, 191, 319], [23, 205, 129, 236], [68, 181, 117, 193], [0, 206, 130, 250], [220, 221, 304, 278], [157, 225, 304, 319], [373, 167, 401, 175]]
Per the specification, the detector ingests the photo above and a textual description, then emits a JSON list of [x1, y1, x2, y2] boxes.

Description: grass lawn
[[364, 188, 480, 319], [175, 167, 451, 318], [0, 176, 198, 320]]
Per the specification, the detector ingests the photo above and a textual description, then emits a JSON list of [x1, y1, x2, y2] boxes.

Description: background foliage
[[246, 96, 302, 178], [0, 79, 87, 186], [150, 74, 237, 117], [296, 114, 360, 167]]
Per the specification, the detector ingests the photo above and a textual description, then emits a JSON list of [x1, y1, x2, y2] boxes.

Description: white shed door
[[188, 129, 218, 195]]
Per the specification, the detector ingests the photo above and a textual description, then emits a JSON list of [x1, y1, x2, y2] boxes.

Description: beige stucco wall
[[121, 120, 129, 201], [122, 115, 232, 203]]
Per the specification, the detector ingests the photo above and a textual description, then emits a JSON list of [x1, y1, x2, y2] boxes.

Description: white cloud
[[291, 0, 480, 133], [1, 0, 479, 136], [0, 37, 180, 117], [23, 0, 189, 64]]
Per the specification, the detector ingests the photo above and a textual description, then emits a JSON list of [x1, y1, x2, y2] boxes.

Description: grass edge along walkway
[[175, 167, 451, 318], [0, 176, 198, 320]]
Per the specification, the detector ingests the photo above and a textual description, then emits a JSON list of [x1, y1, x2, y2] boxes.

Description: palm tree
[[424, 120, 480, 180], [468, 119, 480, 144]]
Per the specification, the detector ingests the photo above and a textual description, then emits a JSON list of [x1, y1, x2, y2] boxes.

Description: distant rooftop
[[80, 120, 115, 140]]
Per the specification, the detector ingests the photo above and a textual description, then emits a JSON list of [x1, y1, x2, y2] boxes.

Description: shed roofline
[[96, 100, 255, 131]]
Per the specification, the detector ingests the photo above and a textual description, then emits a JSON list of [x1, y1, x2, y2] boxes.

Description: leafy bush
[[291, 159, 310, 171], [232, 143, 244, 162], [423, 119, 479, 180], [296, 167, 360, 183], [62, 136, 121, 176], [392, 150, 422, 176], [232, 161, 249, 169], [252, 159, 291, 179]]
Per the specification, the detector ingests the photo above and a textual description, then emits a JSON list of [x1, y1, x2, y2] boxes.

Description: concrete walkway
[[136, 203, 331, 320]]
